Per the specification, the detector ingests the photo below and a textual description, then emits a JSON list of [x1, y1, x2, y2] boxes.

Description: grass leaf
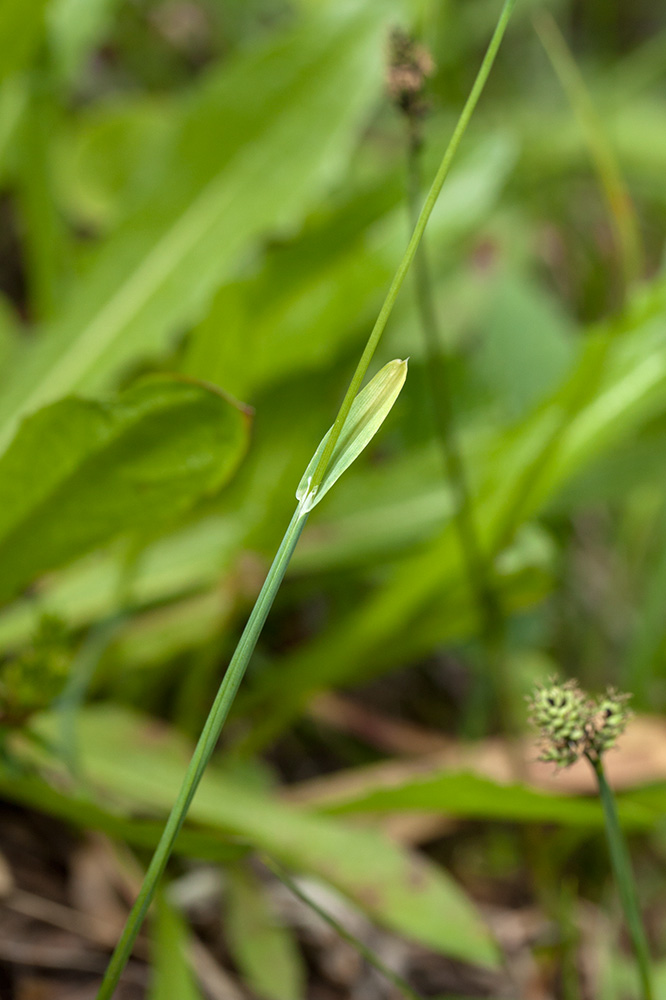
[[149, 894, 204, 1000], [0, 5, 391, 448], [226, 862, 306, 1000]]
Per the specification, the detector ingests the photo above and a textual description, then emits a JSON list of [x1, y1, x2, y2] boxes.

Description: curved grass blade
[[297, 359, 408, 512]]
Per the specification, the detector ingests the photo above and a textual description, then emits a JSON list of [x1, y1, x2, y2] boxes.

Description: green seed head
[[528, 679, 590, 766], [528, 678, 632, 767], [587, 687, 632, 756]]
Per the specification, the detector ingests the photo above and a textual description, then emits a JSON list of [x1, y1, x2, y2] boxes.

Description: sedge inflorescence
[[386, 29, 435, 124], [528, 679, 632, 768]]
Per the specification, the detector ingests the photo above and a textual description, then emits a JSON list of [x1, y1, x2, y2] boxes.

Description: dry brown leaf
[[0, 846, 15, 897], [310, 693, 452, 755], [69, 838, 129, 942]]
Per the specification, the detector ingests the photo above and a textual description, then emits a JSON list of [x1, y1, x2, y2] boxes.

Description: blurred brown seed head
[[387, 28, 435, 123]]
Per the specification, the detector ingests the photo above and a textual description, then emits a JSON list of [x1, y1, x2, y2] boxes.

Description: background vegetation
[[1, 0, 666, 997]]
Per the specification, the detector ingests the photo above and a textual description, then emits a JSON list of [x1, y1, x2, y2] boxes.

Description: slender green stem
[[405, 129, 493, 640], [587, 753, 653, 1000], [96, 507, 307, 999], [57, 550, 138, 777], [56, 614, 125, 778], [308, 0, 518, 497], [97, 5, 519, 992], [262, 856, 425, 1000]]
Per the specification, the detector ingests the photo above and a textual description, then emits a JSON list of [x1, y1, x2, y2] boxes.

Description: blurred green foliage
[[0, 613, 70, 725], [2, 0, 666, 994]]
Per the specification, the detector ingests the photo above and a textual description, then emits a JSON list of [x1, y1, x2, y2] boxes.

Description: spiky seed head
[[587, 687, 632, 755], [528, 679, 590, 766], [527, 678, 632, 768]]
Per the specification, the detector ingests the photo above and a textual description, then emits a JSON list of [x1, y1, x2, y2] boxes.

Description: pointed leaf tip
[[297, 359, 408, 511]]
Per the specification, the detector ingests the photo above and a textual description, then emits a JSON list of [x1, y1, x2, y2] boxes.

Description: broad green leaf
[[618, 783, 666, 817], [475, 271, 575, 417], [0, 4, 394, 449], [226, 863, 306, 1000], [0, 514, 242, 649], [0, 378, 249, 603], [0, 0, 50, 83], [0, 765, 247, 863], [31, 706, 500, 968], [297, 360, 408, 511], [150, 895, 204, 1000], [56, 98, 175, 229], [48, 0, 119, 82]]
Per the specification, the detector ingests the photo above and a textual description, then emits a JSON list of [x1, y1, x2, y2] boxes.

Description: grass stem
[[95, 506, 307, 999], [403, 123, 523, 742], [96, 4, 519, 993], [263, 856, 425, 1000], [404, 129, 495, 653], [56, 614, 126, 778], [587, 752, 653, 1000]]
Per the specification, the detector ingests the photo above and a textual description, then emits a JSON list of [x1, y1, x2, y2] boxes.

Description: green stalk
[[308, 0, 518, 497], [263, 856, 425, 1000], [96, 4, 519, 993], [534, 11, 643, 297], [58, 545, 137, 777], [96, 507, 307, 999], [404, 130, 495, 648], [56, 614, 125, 778], [587, 753, 653, 1000], [403, 124, 524, 745]]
